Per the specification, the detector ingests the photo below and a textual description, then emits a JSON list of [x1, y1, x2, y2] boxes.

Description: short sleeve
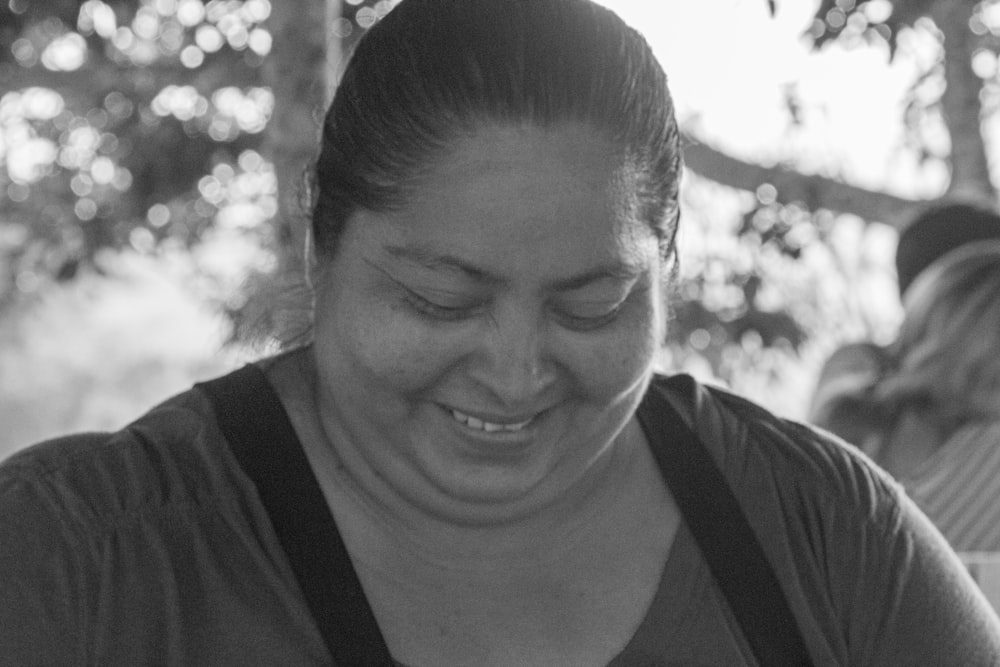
[[839, 476, 1000, 663], [680, 377, 1000, 662], [0, 446, 89, 664]]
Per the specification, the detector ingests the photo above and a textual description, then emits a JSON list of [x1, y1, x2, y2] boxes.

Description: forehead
[[414, 122, 634, 202], [376, 123, 653, 266]]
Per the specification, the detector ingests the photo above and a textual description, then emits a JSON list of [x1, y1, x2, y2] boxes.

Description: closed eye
[[403, 288, 481, 321], [369, 257, 485, 322], [552, 281, 649, 331], [552, 300, 626, 331]]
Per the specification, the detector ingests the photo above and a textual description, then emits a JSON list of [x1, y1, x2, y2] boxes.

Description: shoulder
[[648, 373, 898, 519], [647, 374, 1000, 661], [0, 384, 235, 660], [0, 382, 245, 539], [0, 366, 328, 664]]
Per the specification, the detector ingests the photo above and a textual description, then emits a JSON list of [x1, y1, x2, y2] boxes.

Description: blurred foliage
[[802, 0, 951, 170], [0, 0, 923, 431], [0, 0, 394, 314], [0, 0, 394, 450], [0, 0, 278, 308], [801, 0, 913, 56], [780, 0, 998, 171], [662, 177, 886, 398], [669, 191, 812, 360]]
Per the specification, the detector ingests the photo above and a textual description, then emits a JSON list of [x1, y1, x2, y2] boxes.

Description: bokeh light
[[41, 32, 87, 71]]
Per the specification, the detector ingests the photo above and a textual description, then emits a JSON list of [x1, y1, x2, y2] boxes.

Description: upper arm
[[841, 487, 1000, 663], [0, 457, 88, 664], [717, 401, 1000, 662]]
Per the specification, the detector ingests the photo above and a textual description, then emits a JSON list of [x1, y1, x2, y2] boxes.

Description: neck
[[327, 410, 649, 571], [265, 346, 655, 569]]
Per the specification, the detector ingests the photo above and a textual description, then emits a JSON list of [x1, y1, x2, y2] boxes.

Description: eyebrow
[[385, 244, 501, 285], [383, 243, 644, 290]]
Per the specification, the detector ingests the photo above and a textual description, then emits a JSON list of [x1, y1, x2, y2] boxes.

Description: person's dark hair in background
[[895, 202, 1000, 296]]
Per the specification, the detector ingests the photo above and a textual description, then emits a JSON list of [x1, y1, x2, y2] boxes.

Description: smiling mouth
[[448, 408, 534, 433]]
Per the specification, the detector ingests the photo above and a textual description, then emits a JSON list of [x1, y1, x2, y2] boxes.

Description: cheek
[[561, 306, 662, 399], [316, 294, 458, 392]]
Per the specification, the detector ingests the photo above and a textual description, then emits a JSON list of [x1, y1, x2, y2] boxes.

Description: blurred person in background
[[812, 240, 1000, 553], [3, 0, 999, 664], [810, 201, 1000, 449]]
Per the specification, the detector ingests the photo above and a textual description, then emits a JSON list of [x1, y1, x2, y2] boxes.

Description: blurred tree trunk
[[233, 0, 329, 345], [239, 1, 376, 344], [931, 0, 992, 201], [324, 0, 369, 101], [262, 0, 328, 261], [261, 0, 369, 262]]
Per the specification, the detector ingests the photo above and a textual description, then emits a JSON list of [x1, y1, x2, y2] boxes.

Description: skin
[[268, 122, 679, 663], [310, 122, 669, 524]]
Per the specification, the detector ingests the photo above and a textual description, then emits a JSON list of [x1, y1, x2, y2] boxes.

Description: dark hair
[[310, 0, 681, 259], [895, 201, 1000, 296]]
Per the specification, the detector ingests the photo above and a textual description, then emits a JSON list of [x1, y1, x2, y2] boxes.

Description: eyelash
[[404, 290, 626, 330], [404, 291, 478, 321], [557, 303, 625, 331]]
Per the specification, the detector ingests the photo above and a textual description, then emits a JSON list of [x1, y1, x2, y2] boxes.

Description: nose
[[469, 305, 555, 406]]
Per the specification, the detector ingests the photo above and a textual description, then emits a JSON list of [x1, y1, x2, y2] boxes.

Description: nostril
[[471, 311, 556, 399]]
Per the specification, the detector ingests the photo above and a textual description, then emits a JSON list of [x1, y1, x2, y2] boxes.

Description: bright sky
[[597, 0, 946, 200]]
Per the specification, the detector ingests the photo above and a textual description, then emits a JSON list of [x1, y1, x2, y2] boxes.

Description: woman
[[3, 0, 999, 664], [813, 241, 1000, 553]]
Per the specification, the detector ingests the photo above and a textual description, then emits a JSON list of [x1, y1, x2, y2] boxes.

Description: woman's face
[[311, 123, 670, 521]]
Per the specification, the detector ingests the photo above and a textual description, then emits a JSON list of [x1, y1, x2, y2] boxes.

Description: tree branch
[[681, 135, 927, 229], [930, 1, 995, 201]]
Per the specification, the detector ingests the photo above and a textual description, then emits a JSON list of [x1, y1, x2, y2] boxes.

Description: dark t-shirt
[[2, 371, 999, 665]]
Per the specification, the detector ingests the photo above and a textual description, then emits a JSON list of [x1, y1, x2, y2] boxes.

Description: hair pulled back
[[311, 0, 681, 259]]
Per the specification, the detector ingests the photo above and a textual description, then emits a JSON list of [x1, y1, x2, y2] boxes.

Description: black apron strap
[[199, 364, 810, 665], [196, 365, 394, 666], [637, 375, 813, 667]]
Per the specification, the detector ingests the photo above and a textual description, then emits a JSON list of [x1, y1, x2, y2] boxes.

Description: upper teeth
[[450, 409, 533, 433]]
